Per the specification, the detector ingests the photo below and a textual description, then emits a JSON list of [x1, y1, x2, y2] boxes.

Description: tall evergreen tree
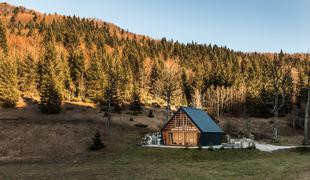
[[0, 56, 19, 108], [17, 54, 37, 92], [0, 21, 8, 56], [38, 32, 62, 114], [68, 49, 85, 98], [149, 60, 161, 97], [130, 84, 142, 112], [181, 69, 194, 106], [104, 58, 119, 107], [86, 53, 106, 102], [124, 45, 142, 84]]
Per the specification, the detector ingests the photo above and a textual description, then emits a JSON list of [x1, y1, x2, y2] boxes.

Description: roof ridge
[[181, 106, 204, 111]]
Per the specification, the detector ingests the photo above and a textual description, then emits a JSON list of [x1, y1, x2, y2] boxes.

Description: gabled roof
[[180, 106, 223, 133]]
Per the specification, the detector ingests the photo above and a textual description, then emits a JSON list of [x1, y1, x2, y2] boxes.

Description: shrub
[[247, 143, 256, 150], [208, 143, 214, 151], [1, 100, 17, 108], [134, 123, 148, 128], [148, 109, 154, 118], [103, 112, 110, 117], [197, 142, 202, 150], [132, 111, 140, 116], [66, 107, 74, 111], [89, 130, 105, 151], [113, 103, 122, 113], [223, 121, 238, 136]]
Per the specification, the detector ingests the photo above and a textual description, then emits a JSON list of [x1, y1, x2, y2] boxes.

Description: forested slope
[[0, 3, 309, 125]]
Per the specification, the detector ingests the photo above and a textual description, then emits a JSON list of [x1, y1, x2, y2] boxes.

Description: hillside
[[0, 2, 309, 136], [0, 3, 306, 116]]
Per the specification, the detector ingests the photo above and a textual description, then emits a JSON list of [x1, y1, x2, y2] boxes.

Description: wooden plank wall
[[162, 110, 200, 146]]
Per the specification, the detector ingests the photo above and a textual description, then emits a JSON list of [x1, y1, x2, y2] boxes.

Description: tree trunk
[[273, 90, 279, 142], [107, 97, 111, 128], [194, 89, 202, 108], [166, 92, 171, 124], [304, 76, 310, 145], [217, 88, 220, 117]]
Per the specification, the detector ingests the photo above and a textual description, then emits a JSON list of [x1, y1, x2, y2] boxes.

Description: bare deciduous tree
[[269, 50, 291, 142], [303, 52, 310, 145], [161, 65, 180, 123]]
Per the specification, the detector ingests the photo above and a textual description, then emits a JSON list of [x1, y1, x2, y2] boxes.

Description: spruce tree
[[181, 69, 194, 106], [0, 21, 8, 56], [149, 60, 161, 97], [85, 53, 105, 102], [89, 130, 105, 151], [104, 62, 119, 107], [68, 49, 85, 98], [38, 32, 62, 114], [0, 57, 19, 108], [130, 84, 142, 113], [18, 54, 37, 92]]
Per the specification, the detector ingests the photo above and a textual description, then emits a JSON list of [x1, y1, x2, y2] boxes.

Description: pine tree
[[149, 60, 161, 97], [0, 21, 8, 56], [104, 61, 119, 107], [130, 84, 142, 113], [68, 49, 85, 98], [89, 130, 105, 151], [85, 53, 105, 102], [181, 69, 194, 106], [0, 57, 19, 108], [38, 33, 62, 114], [124, 45, 142, 83], [17, 54, 37, 92], [39, 80, 62, 114]]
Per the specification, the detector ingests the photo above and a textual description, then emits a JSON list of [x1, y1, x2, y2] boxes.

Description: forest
[[0, 3, 309, 140]]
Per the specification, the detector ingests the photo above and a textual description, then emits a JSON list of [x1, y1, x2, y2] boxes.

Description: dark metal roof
[[181, 106, 223, 133]]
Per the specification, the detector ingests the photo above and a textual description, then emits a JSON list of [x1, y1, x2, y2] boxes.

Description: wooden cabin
[[161, 107, 223, 146]]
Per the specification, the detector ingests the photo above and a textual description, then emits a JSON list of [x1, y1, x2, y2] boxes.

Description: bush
[[113, 104, 122, 113], [89, 130, 105, 151], [223, 121, 238, 136], [208, 143, 214, 151], [1, 100, 17, 108], [197, 142, 202, 150], [148, 109, 154, 118], [66, 107, 74, 111], [132, 111, 140, 116], [247, 143, 256, 150], [134, 123, 148, 128], [103, 112, 110, 117]]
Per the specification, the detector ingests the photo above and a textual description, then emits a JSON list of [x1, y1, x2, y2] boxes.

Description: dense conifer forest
[[0, 3, 309, 131]]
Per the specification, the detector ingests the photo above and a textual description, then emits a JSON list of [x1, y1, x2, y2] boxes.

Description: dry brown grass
[[219, 116, 304, 144], [0, 98, 166, 161]]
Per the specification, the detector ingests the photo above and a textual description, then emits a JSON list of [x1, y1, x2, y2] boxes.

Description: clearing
[[0, 101, 309, 179]]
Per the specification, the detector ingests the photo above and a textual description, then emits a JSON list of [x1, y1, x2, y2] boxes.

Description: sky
[[4, 0, 310, 53]]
